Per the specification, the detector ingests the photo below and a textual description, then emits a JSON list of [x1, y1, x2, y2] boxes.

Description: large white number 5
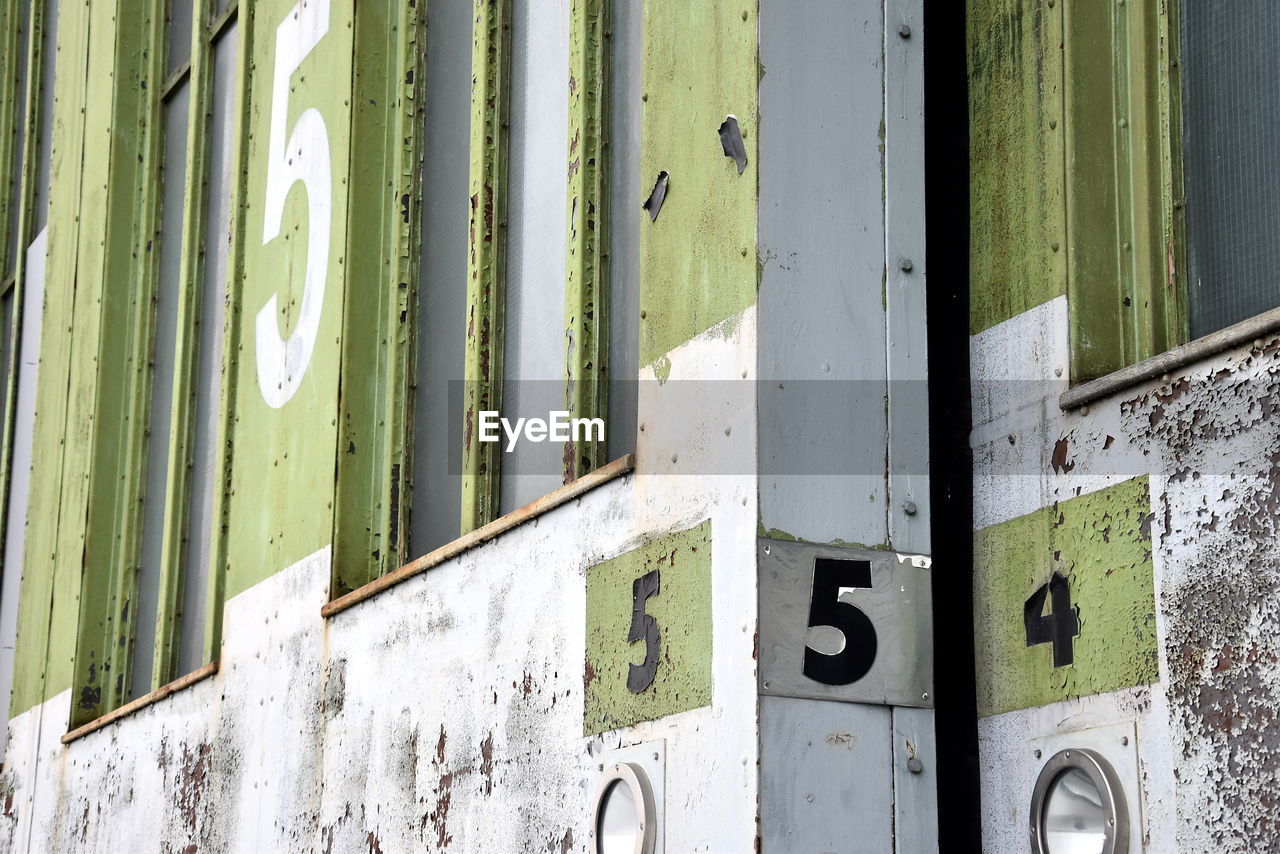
[[256, 0, 332, 408]]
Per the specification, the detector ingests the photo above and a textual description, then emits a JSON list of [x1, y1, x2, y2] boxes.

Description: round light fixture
[[1029, 748, 1128, 854], [590, 762, 657, 854]]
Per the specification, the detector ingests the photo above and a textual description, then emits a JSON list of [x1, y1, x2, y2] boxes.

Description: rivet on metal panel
[[898, 257, 913, 273], [898, 24, 911, 38], [902, 501, 918, 516], [907, 758, 924, 774]]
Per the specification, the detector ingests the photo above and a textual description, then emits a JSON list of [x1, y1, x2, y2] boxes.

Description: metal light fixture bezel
[[1029, 747, 1129, 854], [590, 761, 657, 854]]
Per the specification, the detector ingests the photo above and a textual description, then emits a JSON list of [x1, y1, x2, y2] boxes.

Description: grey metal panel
[[31, 0, 57, 233], [178, 22, 237, 674], [892, 706, 939, 854], [760, 695, 893, 854], [4, 0, 30, 278], [499, 0, 570, 515], [605, 0, 640, 462], [411, 0, 472, 554], [883, 0, 930, 555], [134, 82, 191, 699], [758, 537, 932, 708], [757, 0, 890, 548], [0, 227, 46, 755]]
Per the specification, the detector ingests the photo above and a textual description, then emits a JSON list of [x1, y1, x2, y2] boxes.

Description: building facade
[[0, 0, 1274, 851]]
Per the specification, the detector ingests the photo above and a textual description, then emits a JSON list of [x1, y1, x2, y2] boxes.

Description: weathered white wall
[[972, 295, 1280, 851], [0, 309, 760, 854]]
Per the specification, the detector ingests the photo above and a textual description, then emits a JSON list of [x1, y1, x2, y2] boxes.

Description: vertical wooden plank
[[332, 0, 421, 595], [562, 0, 609, 482], [461, 0, 511, 533]]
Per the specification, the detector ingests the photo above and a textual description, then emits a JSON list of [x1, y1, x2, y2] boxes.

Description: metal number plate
[[758, 538, 933, 707]]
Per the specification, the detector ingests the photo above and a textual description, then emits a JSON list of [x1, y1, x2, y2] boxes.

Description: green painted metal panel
[[967, 0, 1066, 335], [223, 0, 354, 600], [332, 0, 420, 595], [637, 0, 756, 368], [584, 519, 713, 735], [10, 0, 90, 717], [1063, 0, 1185, 382], [71, 0, 163, 723], [972, 477, 1159, 718]]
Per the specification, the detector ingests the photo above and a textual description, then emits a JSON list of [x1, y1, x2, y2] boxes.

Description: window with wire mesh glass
[[1180, 1, 1280, 338]]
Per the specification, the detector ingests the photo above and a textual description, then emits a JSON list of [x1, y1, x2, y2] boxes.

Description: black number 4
[[1024, 572, 1080, 668], [627, 570, 661, 693], [803, 558, 878, 686]]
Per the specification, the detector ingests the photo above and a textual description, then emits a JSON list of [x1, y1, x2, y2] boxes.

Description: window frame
[[69, 0, 243, 729], [1063, 0, 1187, 385], [331, 0, 623, 599]]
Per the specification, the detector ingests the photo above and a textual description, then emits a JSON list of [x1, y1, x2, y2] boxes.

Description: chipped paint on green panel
[[332, 0, 422, 595], [460, 0, 512, 533], [584, 519, 713, 735], [968, 0, 1066, 335], [223, 0, 355, 600], [973, 477, 1158, 718], [11, 0, 91, 717], [638, 1, 757, 368], [563, 0, 610, 482], [1063, 0, 1185, 382]]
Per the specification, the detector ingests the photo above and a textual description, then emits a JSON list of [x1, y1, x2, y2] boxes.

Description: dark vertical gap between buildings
[[924, 0, 981, 850]]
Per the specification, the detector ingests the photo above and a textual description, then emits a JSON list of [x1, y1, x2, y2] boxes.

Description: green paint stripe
[[972, 477, 1159, 718]]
